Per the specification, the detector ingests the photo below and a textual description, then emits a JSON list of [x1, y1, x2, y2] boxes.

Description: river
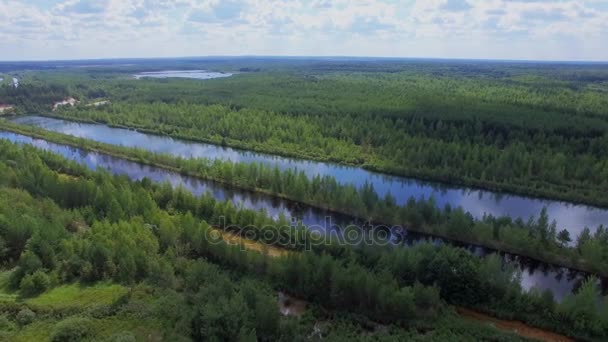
[[0, 130, 603, 301], [11, 115, 608, 240]]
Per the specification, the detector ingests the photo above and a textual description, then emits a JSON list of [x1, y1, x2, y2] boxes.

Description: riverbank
[[456, 307, 573, 342], [1, 120, 606, 279], [42, 112, 608, 210]]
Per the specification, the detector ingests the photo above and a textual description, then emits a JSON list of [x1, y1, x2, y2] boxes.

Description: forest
[[6, 60, 608, 207], [0, 138, 607, 341], [0, 83, 68, 113]]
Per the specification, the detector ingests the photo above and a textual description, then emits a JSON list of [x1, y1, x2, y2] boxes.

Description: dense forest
[[0, 83, 68, 113], [7, 60, 607, 206], [0, 138, 607, 340], [2, 120, 607, 277]]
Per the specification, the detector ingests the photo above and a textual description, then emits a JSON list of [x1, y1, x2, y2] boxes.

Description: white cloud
[[0, 0, 606, 60]]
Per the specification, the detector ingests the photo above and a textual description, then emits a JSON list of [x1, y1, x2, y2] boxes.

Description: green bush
[[20, 270, 50, 297], [16, 308, 36, 326], [51, 316, 95, 342]]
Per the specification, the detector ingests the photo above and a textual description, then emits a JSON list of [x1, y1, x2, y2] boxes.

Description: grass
[[0, 271, 126, 309], [26, 283, 127, 310], [89, 315, 164, 342], [10, 314, 163, 342], [3, 282, 163, 342], [9, 320, 55, 342]]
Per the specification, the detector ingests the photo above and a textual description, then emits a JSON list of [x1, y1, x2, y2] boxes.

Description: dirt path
[[457, 307, 573, 342], [278, 291, 307, 316], [212, 229, 290, 257]]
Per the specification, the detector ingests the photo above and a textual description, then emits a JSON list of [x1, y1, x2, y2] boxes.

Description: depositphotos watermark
[[204, 216, 407, 251]]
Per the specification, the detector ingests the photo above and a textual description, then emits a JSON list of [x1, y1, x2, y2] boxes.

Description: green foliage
[[51, 316, 95, 342], [0, 81, 69, 112], [25, 283, 127, 310], [0, 313, 16, 331], [19, 270, 50, 297], [0, 137, 605, 340], [16, 308, 36, 326], [559, 277, 608, 336], [557, 229, 571, 246], [423, 248, 482, 304]]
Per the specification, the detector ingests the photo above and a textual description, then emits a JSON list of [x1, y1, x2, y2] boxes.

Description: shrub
[[20, 270, 50, 297], [16, 308, 36, 326], [51, 316, 94, 342]]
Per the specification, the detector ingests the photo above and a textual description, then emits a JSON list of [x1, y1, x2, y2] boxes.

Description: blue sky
[[1, 0, 607, 61]]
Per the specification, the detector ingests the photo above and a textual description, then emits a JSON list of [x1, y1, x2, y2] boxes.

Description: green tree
[[16, 308, 35, 326], [51, 317, 95, 342], [557, 229, 571, 247], [19, 270, 50, 297]]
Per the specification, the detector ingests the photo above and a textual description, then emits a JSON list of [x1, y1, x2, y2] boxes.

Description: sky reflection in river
[[12, 115, 608, 239]]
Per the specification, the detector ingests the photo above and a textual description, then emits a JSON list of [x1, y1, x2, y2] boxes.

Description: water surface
[[133, 70, 233, 80], [12, 115, 608, 239]]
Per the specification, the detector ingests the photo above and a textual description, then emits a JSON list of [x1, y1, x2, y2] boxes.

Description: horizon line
[[1, 54, 608, 65]]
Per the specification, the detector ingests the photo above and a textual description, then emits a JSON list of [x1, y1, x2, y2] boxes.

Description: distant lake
[[133, 70, 233, 80]]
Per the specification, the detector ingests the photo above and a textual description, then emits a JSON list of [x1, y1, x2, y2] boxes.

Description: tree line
[[0, 82, 69, 113]]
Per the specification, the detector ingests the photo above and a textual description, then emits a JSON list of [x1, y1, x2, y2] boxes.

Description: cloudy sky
[[1, 0, 607, 61]]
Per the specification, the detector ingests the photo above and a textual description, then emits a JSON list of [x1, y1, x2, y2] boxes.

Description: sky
[[1, 0, 607, 61]]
